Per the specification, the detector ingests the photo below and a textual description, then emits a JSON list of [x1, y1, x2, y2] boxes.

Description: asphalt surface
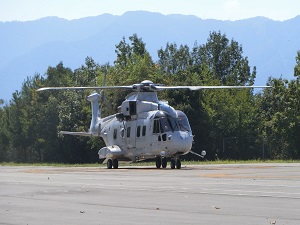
[[1, 163, 300, 225]]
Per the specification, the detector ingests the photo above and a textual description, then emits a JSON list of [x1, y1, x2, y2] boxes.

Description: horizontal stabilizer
[[60, 131, 97, 137]]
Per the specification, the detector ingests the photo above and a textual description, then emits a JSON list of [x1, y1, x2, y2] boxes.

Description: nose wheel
[[170, 158, 181, 169], [161, 157, 167, 168], [176, 158, 181, 169]]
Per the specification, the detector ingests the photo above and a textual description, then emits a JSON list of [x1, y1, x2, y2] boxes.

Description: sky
[[0, 0, 300, 22]]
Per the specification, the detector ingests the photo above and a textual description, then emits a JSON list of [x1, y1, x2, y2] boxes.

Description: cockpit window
[[169, 117, 179, 131], [153, 117, 179, 133], [153, 119, 162, 133], [178, 116, 191, 132], [175, 110, 191, 132], [160, 118, 172, 132]]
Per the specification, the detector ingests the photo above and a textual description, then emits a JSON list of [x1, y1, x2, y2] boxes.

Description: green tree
[[157, 32, 259, 159], [0, 99, 9, 162], [295, 51, 300, 78], [259, 70, 300, 159], [197, 31, 256, 85], [3, 33, 299, 163], [157, 43, 192, 75], [108, 34, 158, 110]]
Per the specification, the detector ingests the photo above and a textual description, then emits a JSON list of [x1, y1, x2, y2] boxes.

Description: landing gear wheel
[[113, 159, 118, 169], [107, 159, 113, 169], [176, 159, 181, 169], [170, 159, 175, 169], [161, 158, 167, 168], [156, 156, 161, 169]]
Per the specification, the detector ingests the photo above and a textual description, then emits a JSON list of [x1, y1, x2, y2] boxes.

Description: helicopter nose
[[180, 132, 192, 141], [174, 132, 193, 153]]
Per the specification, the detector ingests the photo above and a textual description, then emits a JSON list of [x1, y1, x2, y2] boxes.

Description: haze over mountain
[[1, 11, 299, 101]]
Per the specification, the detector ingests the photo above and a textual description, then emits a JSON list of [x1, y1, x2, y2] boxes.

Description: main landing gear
[[156, 156, 181, 169], [107, 159, 118, 169]]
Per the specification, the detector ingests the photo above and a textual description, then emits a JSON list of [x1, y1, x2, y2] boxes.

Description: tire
[[107, 159, 113, 169], [176, 159, 181, 169], [170, 159, 175, 169], [162, 158, 167, 168], [113, 159, 118, 169], [156, 156, 161, 168]]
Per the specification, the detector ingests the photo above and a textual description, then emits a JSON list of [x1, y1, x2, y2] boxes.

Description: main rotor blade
[[36, 86, 133, 92], [155, 85, 272, 91], [37, 84, 272, 92]]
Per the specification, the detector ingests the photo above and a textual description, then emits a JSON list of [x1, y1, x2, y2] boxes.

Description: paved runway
[[1, 163, 300, 225]]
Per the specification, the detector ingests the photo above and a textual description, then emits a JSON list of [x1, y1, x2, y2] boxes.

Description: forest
[[1, 31, 300, 163]]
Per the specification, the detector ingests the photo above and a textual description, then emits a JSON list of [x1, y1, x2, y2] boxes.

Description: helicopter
[[37, 80, 270, 169]]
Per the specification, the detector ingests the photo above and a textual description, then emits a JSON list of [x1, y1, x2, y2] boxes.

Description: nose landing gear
[[170, 158, 181, 169]]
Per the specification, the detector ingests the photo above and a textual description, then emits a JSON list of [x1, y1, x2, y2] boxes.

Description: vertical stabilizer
[[87, 93, 101, 133]]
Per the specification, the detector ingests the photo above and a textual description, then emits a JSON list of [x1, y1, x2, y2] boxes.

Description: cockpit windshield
[[153, 117, 179, 133], [161, 117, 179, 132], [153, 111, 179, 133], [177, 111, 191, 132], [153, 110, 190, 133], [178, 117, 191, 132]]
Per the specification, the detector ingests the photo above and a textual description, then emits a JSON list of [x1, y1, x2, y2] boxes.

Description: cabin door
[[124, 120, 136, 148], [135, 119, 148, 153]]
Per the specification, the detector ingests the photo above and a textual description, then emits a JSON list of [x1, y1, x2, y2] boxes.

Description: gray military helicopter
[[37, 80, 270, 169]]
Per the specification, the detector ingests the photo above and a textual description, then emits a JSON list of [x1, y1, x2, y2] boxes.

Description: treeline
[[1, 32, 300, 163]]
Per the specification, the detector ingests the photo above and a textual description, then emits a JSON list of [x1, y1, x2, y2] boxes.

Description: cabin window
[[127, 127, 131, 138], [142, 125, 146, 136], [137, 126, 141, 138], [120, 128, 125, 138], [113, 129, 117, 139]]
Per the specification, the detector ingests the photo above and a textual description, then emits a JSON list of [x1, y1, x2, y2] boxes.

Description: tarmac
[[1, 163, 300, 225]]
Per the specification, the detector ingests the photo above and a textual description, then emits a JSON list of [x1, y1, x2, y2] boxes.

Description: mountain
[[1, 11, 299, 101]]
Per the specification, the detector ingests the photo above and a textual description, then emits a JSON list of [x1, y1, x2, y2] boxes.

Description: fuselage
[[96, 91, 193, 162]]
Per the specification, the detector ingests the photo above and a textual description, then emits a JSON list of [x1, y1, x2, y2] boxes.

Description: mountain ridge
[[1, 11, 299, 101]]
